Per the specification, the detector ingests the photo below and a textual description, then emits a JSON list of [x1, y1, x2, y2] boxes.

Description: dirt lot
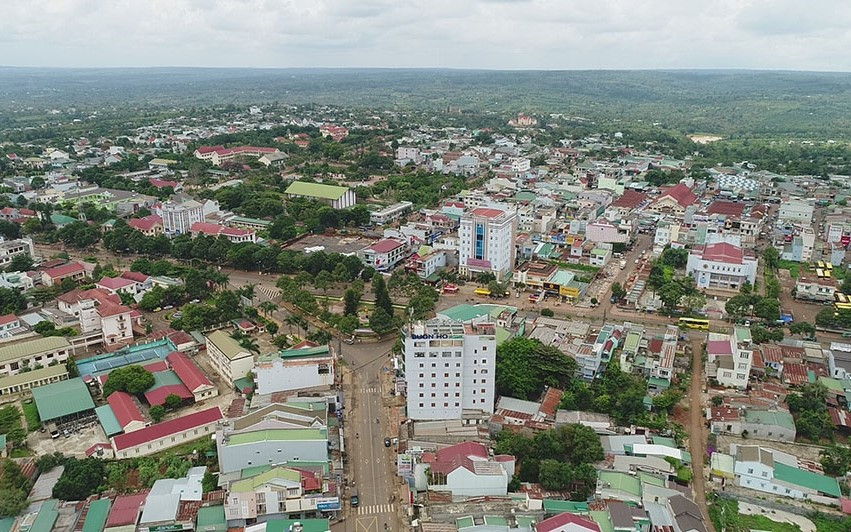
[[284, 233, 375, 255], [716, 433, 826, 463]]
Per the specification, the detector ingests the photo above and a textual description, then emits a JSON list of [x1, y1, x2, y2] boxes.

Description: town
[[0, 100, 848, 532]]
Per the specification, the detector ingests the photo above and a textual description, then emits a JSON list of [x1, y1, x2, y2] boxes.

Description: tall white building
[[401, 319, 496, 420], [686, 242, 757, 291], [0, 238, 34, 268], [156, 195, 205, 235], [458, 207, 517, 282]]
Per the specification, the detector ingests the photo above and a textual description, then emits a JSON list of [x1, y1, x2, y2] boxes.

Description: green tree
[[820, 445, 851, 476], [753, 298, 781, 322], [343, 288, 361, 316], [789, 321, 816, 337], [6, 254, 33, 273], [658, 282, 684, 313], [762, 247, 780, 271], [725, 294, 752, 320], [0, 406, 25, 448], [52, 458, 105, 501], [610, 282, 627, 300], [496, 338, 578, 400], [149, 405, 165, 423], [102, 365, 155, 397], [369, 307, 395, 335], [540, 308, 555, 317], [164, 394, 182, 410], [372, 273, 393, 315]]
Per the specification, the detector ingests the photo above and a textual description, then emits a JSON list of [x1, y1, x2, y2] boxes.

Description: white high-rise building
[[458, 207, 517, 282], [156, 195, 204, 235], [402, 319, 496, 421]]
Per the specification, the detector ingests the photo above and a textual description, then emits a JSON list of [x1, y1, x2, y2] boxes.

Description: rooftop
[[32, 377, 95, 421], [206, 330, 252, 361], [774, 462, 841, 497], [0, 336, 70, 364], [285, 181, 349, 200], [226, 428, 326, 446], [113, 406, 223, 451]]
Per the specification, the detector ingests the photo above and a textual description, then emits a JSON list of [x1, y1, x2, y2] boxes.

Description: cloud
[[0, 0, 848, 71]]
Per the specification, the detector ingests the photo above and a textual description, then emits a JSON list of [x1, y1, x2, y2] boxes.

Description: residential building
[[0, 314, 20, 337], [206, 330, 254, 388], [586, 219, 631, 244], [96, 276, 139, 296], [224, 466, 336, 524], [536, 513, 601, 532], [413, 441, 514, 498], [732, 445, 841, 504], [458, 207, 517, 282], [190, 222, 257, 243], [589, 247, 612, 267], [706, 330, 753, 389], [258, 152, 290, 167], [395, 146, 422, 164], [138, 467, 206, 532], [57, 288, 134, 346], [284, 182, 356, 209], [648, 184, 697, 215], [401, 318, 496, 421], [357, 239, 408, 271], [0, 271, 35, 292], [0, 336, 72, 378], [105, 493, 147, 532], [741, 410, 796, 442], [112, 406, 223, 459], [216, 402, 329, 473], [778, 200, 814, 224], [780, 227, 815, 263], [824, 213, 851, 245], [194, 145, 280, 166], [128, 214, 164, 237], [406, 249, 448, 281], [795, 276, 836, 303], [41, 261, 87, 287], [370, 201, 413, 225], [253, 345, 335, 395], [0, 364, 68, 398], [156, 195, 205, 235], [654, 220, 683, 248], [686, 242, 757, 291], [0, 238, 34, 269]]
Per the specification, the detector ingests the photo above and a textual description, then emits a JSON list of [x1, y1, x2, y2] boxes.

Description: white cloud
[[0, 0, 848, 70]]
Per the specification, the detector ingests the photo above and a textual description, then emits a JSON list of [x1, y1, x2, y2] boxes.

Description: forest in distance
[[2, 68, 851, 138]]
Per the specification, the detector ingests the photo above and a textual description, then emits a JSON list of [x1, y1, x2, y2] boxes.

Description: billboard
[[316, 497, 341, 511], [397, 453, 414, 476]]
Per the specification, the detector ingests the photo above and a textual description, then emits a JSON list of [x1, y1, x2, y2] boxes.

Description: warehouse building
[[284, 182, 356, 209], [31, 377, 97, 429], [111, 406, 223, 459]]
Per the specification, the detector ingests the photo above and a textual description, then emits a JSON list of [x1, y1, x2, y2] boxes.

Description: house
[[194, 145, 280, 166], [58, 288, 134, 346], [705, 330, 753, 389], [648, 184, 697, 215], [139, 467, 206, 532], [0, 238, 34, 269], [224, 466, 336, 523], [0, 314, 20, 336], [105, 493, 148, 532], [795, 275, 836, 303], [129, 214, 164, 237], [96, 276, 138, 296], [686, 242, 757, 291], [589, 247, 612, 267], [253, 345, 335, 395], [206, 330, 254, 388], [585, 219, 631, 244], [535, 512, 601, 532], [190, 222, 257, 243], [667, 495, 708, 532], [414, 441, 514, 498], [166, 351, 219, 403], [733, 444, 842, 504], [741, 409, 796, 442], [781, 227, 815, 263], [357, 239, 408, 271], [370, 201, 414, 225], [107, 391, 148, 433], [41, 261, 87, 287], [155, 195, 205, 235], [258, 152, 290, 167], [112, 406, 223, 459], [284, 182, 356, 209]]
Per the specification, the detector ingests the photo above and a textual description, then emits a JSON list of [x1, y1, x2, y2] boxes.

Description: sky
[[1, 0, 849, 71]]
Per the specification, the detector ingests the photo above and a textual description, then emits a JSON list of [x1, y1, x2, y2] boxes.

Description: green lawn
[[11, 448, 33, 458], [709, 499, 802, 532], [777, 259, 803, 279], [22, 400, 40, 432]]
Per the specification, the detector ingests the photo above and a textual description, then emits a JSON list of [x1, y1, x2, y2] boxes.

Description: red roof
[[97, 301, 132, 318], [368, 239, 404, 253], [700, 242, 744, 264], [44, 262, 85, 279], [471, 207, 505, 218], [144, 383, 194, 406], [97, 276, 135, 290], [537, 512, 601, 532], [168, 330, 196, 347], [611, 190, 647, 208], [539, 387, 562, 418], [58, 287, 121, 306], [196, 145, 225, 155], [85, 442, 112, 457], [129, 215, 163, 232], [783, 363, 809, 386], [149, 178, 179, 189], [657, 183, 697, 208], [141, 360, 169, 373], [167, 351, 213, 393], [707, 200, 745, 217], [107, 391, 145, 428], [121, 271, 150, 283], [112, 406, 222, 451], [0, 314, 18, 326], [106, 492, 149, 527], [707, 339, 733, 356]]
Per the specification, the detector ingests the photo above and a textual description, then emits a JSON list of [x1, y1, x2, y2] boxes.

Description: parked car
[[384, 438, 392, 447]]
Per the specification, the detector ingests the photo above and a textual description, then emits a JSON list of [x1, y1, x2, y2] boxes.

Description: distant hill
[[1, 68, 851, 137]]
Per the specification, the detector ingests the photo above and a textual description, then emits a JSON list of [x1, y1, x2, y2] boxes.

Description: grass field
[[22, 400, 40, 432]]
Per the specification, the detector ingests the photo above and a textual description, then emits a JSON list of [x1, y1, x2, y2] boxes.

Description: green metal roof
[[0, 517, 14, 532], [542, 500, 590, 514], [773, 462, 841, 497], [278, 345, 331, 359], [743, 409, 796, 431], [819, 376, 844, 393], [0, 336, 70, 364], [265, 519, 330, 532], [233, 376, 254, 393], [227, 428, 326, 446], [207, 330, 252, 361], [0, 364, 67, 389], [515, 516, 537, 529], [31, 500, 59, 532], [150, 370, 184, 390], [439, 304, 517, 323], [589, 510, 615, 532], [231, 466, 301, 492], [50, 214, 77, 226], [651, 436, 677, 448], [228, 216, 271, 227], [285, 181, 349, 201], [0, 435, 5, 450], [196, 506, 226, 532], [484, 516, 507, 526], [549, 270, 576, 286], [32, 378, 95, 421], [456, 516, 475, 529], [597, 470, 642, 496], [82, 499, 111, 532], [648, 376, 671, 389], [637, 471, 666, 488], [95, 405, 123, 437]]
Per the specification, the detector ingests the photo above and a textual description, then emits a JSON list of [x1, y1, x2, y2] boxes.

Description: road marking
[[355, 516, 378, 532], [357, 504, 395, 515], [360, 387, 381, 393], [258, 286, 282, 299]]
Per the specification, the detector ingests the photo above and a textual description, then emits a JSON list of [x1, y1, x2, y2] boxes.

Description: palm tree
[[284, 315, 300, 335], [239, 337, 260, 354], [209, 271, 230, 291], [259, 301, 277, 317], [239, 284, 256, 302]]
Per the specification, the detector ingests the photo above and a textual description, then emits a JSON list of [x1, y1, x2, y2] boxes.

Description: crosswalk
[[360, 387, 381, 394], [258, 285, 282, 299], [355, 504, 395, 515]]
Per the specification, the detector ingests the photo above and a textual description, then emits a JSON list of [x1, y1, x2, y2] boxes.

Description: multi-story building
[[206, 330, 254, 388], [824, 213, 851, 245], [224, 466, 337, 524], [0, 238, 34, 269], [41, 261, 87, 287], [401, 318, 496, 421], [57, 288, 134, 346], [458, 207, 517, 282], [795, 275, 836, 303], [357, 239, 408, 272], [156, 195, 205, 235], [778, 199, 814, 224], [0, 336, 72, 378], [585, 219, 631, 244], [706, 329, 753, 389], [686, 242, 757, 291], [413, 441, 515, 498], [190, 222, 257, 243], [732, 445, 841, 503], [253, 345, 335, 395], [780, 227, 815, 263], [369, 201, 413, 225]]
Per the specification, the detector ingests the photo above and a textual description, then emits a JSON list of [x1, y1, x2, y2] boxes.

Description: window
[[747, 468, 754, 474]]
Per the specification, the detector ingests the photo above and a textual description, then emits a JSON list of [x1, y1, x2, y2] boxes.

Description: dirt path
[[688, 336, 715, 532]]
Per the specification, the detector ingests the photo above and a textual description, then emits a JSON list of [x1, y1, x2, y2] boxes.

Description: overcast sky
[[1, 0, 848, 71]]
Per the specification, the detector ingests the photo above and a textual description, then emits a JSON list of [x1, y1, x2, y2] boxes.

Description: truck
[[619, 259, 627, 270]]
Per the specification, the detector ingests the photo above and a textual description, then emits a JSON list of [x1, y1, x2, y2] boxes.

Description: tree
[[52, 457, 105, 501], [369, 307, 395, 335], [0, 406, 25, 448], [821, 445, 851, 476], [372, 273, 393, 315], [610, 282, 627, 300], [658, 282, 684, 313], [6, 254, 32, 273], [788, 321, 816, 337], [259, 301, 277, 317], [164, 394, 182, 410], [0, 485, 28, 517], [787, 382, 833, 442], [762, 247, 780, 271], [753, 298, 781, 322], [202, 470, 218, 493], [343, 289, 361, 316], [540, 308, 555, 317], [149, 405, 165, 423], [659, 247, 688, 269], [496, 338, 578, 400], [102, 365, 155, 397], [0, 459, 29, 517], [724, 294, 751, 320]]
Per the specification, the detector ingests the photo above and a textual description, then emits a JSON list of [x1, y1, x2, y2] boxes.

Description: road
[[688, 335, 714, 532]]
